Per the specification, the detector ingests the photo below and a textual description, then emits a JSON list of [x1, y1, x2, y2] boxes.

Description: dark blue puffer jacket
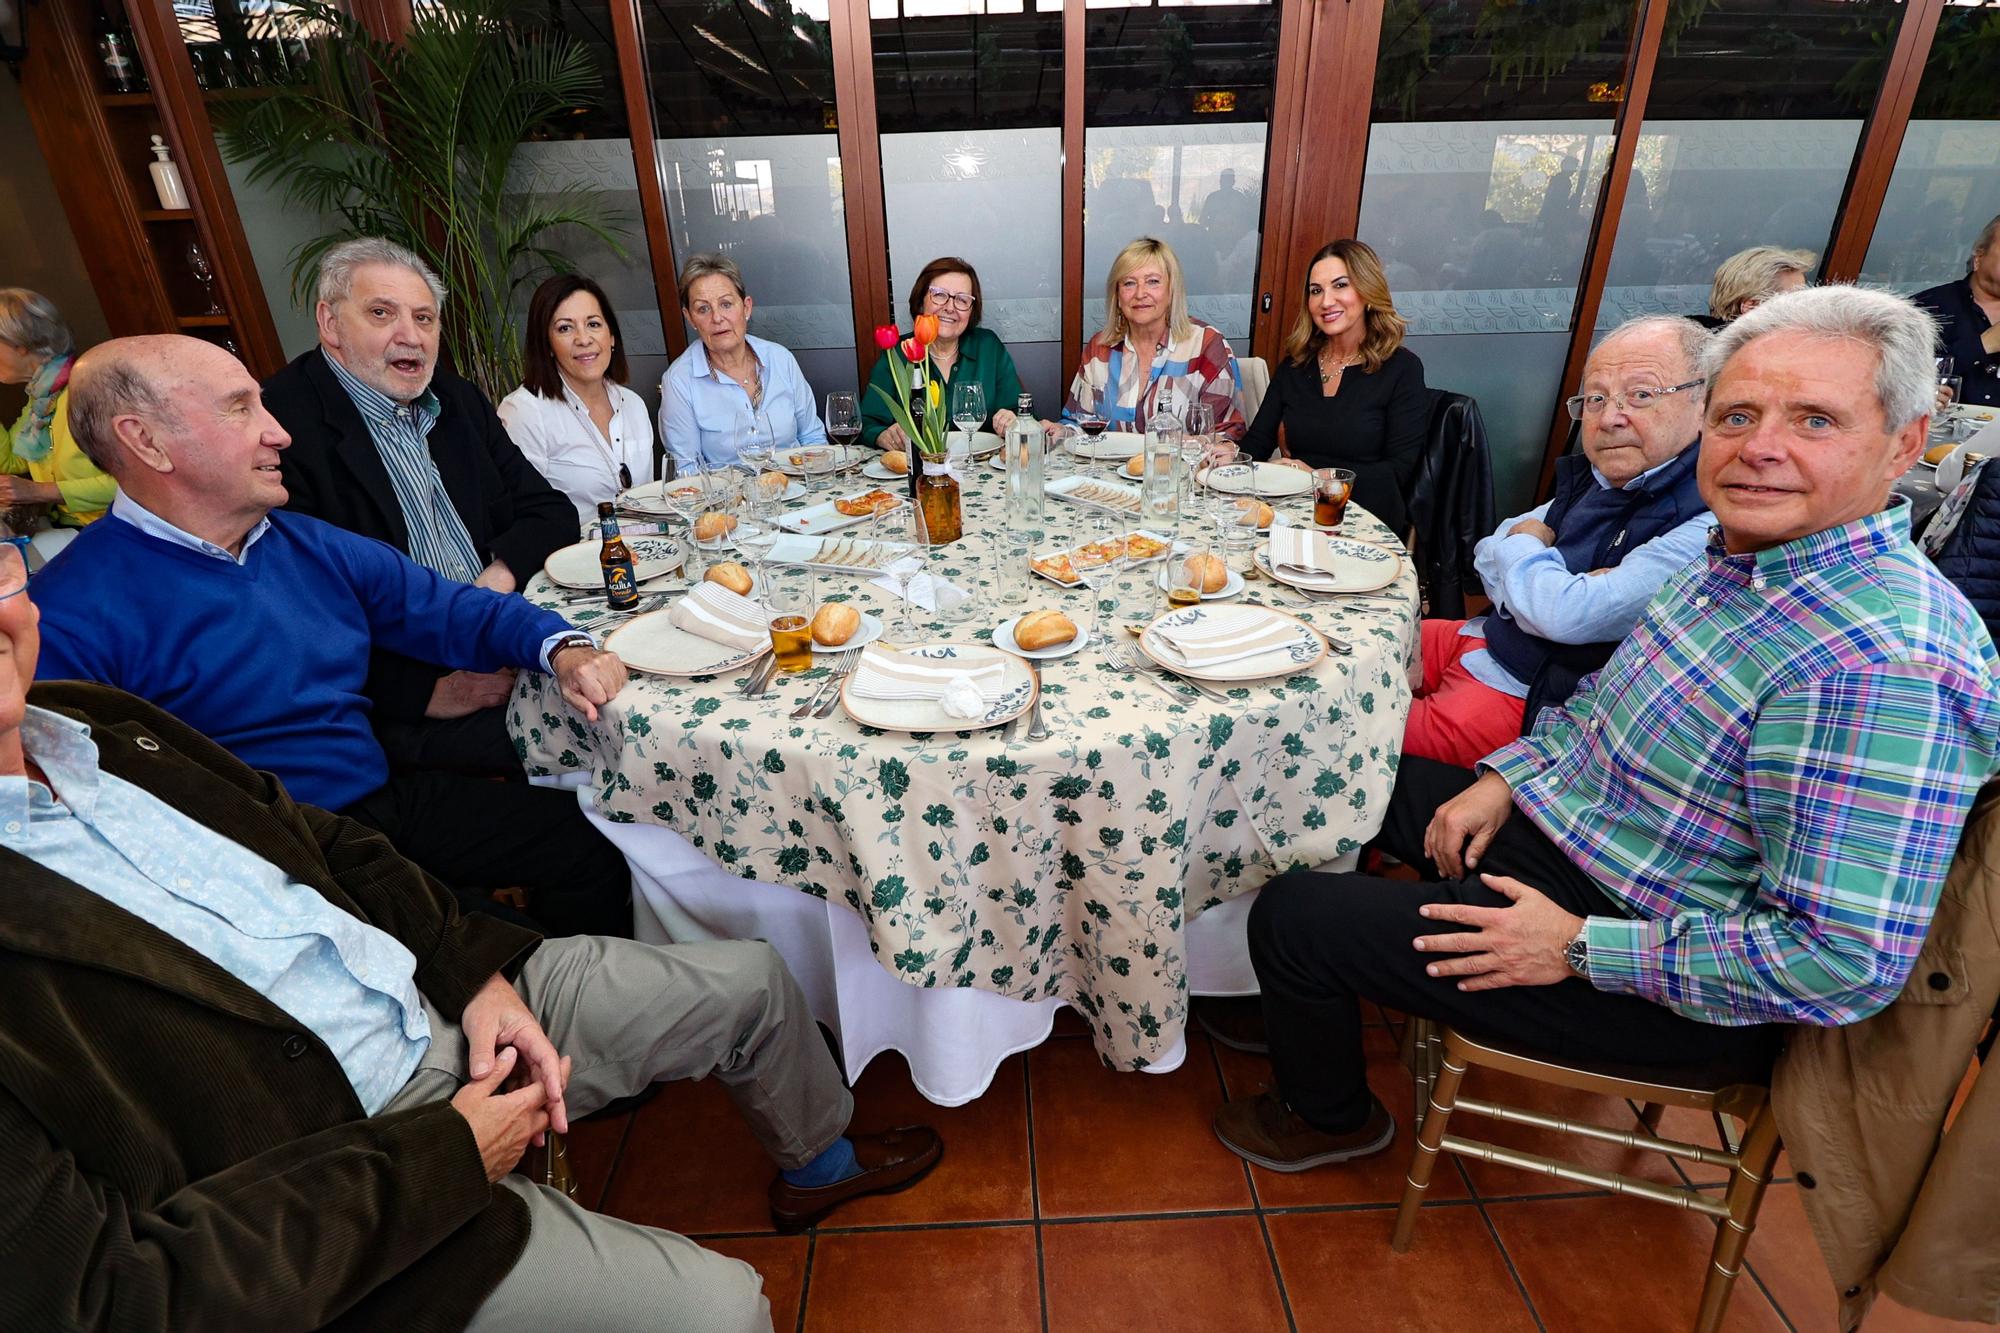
[[1930, 462, 2000, 645]]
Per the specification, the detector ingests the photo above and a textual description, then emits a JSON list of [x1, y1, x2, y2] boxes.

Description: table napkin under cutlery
[[847, 646, 1007, 719], [1152, 606, 1311, 668], [666, 583, 769, 653]]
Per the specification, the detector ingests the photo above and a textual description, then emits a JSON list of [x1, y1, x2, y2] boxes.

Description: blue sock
[[781, 1136, 860, 1188]]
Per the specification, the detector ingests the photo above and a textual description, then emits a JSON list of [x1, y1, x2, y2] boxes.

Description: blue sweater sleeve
[[315, 523, 571, 673]]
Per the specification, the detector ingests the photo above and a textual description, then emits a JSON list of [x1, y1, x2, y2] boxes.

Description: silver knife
[[814, 652, 862, 717], [1025, 660, 1049, 740], [738, 654, 779, 699]]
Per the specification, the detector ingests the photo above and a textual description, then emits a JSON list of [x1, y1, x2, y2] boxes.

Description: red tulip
[[873, 324, 900, 351], [912, 313, 940, 346], [900, 336, 925, 364]]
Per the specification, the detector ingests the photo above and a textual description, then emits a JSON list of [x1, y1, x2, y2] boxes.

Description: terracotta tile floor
[[571, 1011, 1980, 1332]]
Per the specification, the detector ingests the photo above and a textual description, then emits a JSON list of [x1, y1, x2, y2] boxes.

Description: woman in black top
[[1232, 239, 1427, 535]]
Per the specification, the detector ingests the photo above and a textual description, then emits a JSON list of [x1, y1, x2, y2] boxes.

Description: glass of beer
[[763, 562, 818, 672], [1313, 468, 1356, 530]]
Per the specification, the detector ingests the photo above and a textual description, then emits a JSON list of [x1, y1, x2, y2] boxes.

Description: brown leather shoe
[[1213, 1091, 1394, 1172], [768, 1126, 943, 1233]]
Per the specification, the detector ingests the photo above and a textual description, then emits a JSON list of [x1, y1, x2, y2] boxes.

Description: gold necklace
[[1319, 346, 1361, 385]]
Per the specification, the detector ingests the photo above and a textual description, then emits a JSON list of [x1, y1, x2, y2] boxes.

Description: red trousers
[[1401, 619, 1527, 769]]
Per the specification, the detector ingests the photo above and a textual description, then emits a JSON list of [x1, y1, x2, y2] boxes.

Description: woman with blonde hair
[[1063, 236, 1245, 441], [1235, 239, 1427, 536], [1702, 246, 1813, 326]]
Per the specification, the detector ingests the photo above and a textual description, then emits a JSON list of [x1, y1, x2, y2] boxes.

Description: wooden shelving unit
[[19, 0, 285, 376]]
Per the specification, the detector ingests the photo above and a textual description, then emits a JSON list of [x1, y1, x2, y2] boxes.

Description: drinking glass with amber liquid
[[1313, 468, 1356, 530], [764, 563, 818, 672]]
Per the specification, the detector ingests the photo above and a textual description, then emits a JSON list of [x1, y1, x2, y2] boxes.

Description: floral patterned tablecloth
[[510, 461, 1417, 1071]]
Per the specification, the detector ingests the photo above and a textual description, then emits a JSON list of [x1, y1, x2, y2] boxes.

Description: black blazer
[[264, 348, 577, 720]]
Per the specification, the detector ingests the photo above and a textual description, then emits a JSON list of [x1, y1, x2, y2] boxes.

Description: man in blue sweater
[[32, 335, 636, 938]]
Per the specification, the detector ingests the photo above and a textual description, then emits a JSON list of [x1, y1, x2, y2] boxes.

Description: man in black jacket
[[263, 237, 578, 776]]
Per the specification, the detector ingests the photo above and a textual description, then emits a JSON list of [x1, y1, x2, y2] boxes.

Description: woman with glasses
[[659, 253, 828, 472], [862, 257, 1026, 449], [1065, 237, 1246, 442], [498, 273, 656, 526], [0, 289, 111, 563], [1228, 240, 1426, 537]]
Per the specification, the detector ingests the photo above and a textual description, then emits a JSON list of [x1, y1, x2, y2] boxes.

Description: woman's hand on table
[[1200, 438, 1238, 466], [1272, 457, 1313, 472], [552, 644, 629, 721], [878, 423, 908, 450], [991, 409, 1018, 436], [0, 475, 61, 506]]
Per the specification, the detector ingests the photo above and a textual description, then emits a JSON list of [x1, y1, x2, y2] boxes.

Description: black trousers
[[373, 705, 523, 780], [342, 769, 634, 939], [1249, 756, 1780, 1134]]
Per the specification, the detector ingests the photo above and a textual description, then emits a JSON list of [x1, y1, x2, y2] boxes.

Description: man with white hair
[[262, 238, 577, 777], [1216, 285, 2000, 1173]]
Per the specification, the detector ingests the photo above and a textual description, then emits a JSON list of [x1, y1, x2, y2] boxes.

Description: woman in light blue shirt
[[658, 253, 827, 470]]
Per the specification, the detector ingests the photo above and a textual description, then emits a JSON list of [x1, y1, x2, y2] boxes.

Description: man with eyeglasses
[[1400, 315, 1715, 769], [1216, 285, 1998, 1175]]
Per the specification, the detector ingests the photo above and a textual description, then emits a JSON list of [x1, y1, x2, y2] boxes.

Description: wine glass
[[950, 380, 986, 457], [187, 241, 224, 314], [825, 392, 860, 458], [873, 492, 929, 640]]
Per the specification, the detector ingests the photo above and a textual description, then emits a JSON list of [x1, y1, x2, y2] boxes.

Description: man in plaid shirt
[[1217, 286, 2000, 1172]]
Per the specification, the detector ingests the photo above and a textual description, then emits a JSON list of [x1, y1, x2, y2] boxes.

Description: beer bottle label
[[603, 559, 639, 609]]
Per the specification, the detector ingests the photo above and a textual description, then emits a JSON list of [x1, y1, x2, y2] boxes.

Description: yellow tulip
[[928, 379, 941, 409]]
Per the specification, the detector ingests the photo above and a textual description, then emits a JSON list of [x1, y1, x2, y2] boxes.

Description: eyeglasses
[[1565, 378, 1706, 421], [925, 288, 974, 312], [0, 539, 28, 602]]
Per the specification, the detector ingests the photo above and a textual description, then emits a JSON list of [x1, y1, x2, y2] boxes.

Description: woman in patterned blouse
[[1062, 237, 1246, 442]]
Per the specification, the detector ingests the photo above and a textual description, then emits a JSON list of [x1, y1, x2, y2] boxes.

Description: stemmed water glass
[[825, 392, 860, 457], [950, 381, 986, 459], [872, 492, 929, 641]]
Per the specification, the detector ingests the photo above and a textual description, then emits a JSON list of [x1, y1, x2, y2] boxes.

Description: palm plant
[[214, 0, 626, 397]]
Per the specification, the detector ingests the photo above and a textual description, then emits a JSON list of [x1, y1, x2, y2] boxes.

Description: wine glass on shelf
[[825, 392, 861, 459], [186, 241, 224, 314], [950, 380, 986, 460]]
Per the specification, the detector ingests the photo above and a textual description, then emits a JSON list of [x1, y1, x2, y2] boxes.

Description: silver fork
[[814, 649, 865, 717], [792, 648, 858, 718], [1115, 636, 1234, 703]]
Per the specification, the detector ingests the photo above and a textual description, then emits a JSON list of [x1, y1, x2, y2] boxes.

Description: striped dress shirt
[[1484, 500, 2000, 1028], [322, 351, 484, 583]]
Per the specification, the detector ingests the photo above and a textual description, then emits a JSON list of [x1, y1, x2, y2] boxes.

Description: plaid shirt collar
[[1703, 495, 1913, 589]]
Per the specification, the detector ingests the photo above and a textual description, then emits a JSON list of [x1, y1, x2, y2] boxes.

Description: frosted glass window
[[1863, 122, 2000, 294], [506, 141, 664, 362]]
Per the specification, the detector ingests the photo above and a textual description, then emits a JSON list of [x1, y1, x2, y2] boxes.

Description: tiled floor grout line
[[1204, 1028, 1299, 1333], [794, 1231, 815, 1333], [1025, 1049, 1050, 1333]]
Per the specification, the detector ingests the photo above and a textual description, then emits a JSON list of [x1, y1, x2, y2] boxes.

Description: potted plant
[[868, 314, 962, 544], [212, 0, 625, 399]]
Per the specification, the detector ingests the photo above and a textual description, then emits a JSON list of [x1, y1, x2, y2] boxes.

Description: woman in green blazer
[[862, 256, 1027, 448]]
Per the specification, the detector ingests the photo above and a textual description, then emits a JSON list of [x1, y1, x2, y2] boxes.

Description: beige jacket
[[1773, 782, 2000, 1331]]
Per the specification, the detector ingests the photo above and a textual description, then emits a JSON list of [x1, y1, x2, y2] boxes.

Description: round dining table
[[509, 448, 1419, 1096]]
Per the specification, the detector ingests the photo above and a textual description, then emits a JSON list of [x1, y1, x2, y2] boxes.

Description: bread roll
[[882, 449, 910, 475], [1183, 553, 1228, 595], [693, 512, 738, 542], [1924, 443, 1959, 466], [1123, 454, 1145, 478], [1013, 609, 1077, 651], [1234, 499, 1274, 528], [704, 561, 753, 595], [811, 603, 862, 647]]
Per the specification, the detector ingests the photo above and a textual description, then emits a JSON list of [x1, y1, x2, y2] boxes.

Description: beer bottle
[[597, 501, 640, 610], [905, 380, 926, 503]]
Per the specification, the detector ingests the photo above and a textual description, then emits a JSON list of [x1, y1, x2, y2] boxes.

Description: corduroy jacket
[[0, 682, 542, 1333], [1773, 780, 2000, 1330]]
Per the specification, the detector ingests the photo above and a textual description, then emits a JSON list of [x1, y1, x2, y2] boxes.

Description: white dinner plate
[[840, 644, 1036, 732], [812, 610, 884, 653], [947, 430, 1006, 461], [1253, 534, 1404, 594], [779, 489, 907, 535], [1066, 429, 1144, 460], [1155, 563, 1244, 601], [993, 614, 1088, 659], [861, 460, 913, 482], [543, 536, 683, 590], [603, 608, 770, 678], [1137, 604, 1327, 683], [1197, 461, 1314, 498], [691, 519, 770, 553], [776, 445, 867, 476]]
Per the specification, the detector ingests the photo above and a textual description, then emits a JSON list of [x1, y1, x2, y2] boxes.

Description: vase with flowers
[[868, 315, 962, 544]]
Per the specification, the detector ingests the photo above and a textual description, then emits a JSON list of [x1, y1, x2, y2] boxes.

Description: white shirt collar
[[110, 491, 271, 565]]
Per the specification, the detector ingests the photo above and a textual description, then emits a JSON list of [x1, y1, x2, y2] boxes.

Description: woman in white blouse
[[498, 274, 656, 527]]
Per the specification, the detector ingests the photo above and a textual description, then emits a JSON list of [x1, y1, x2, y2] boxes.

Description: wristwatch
[[1564, 927, 1591, 979], [549, 633, 596, 665]]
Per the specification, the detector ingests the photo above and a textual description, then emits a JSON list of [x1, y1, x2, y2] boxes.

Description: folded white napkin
[[847, 646, 1007, 718], [1268, 524, 1341, 581], [868, 559, 970, 614], [1153, 606, 1311, 668], [666, 583, 769, 653]]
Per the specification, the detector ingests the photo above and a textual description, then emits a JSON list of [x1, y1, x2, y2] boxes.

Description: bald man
[[28, 335, 633, 938]]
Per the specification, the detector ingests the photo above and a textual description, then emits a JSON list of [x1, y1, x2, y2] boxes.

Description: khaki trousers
[[386, 934, 855, 1332]]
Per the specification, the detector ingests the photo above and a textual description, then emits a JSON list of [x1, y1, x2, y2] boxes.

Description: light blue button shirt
[[1461, 456, 1713, 698], [0, 707, 430, 1115], [658, 334, 827, 471]]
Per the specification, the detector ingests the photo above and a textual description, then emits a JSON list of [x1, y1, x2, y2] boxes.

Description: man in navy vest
[[1402, 316, 1714, 766]]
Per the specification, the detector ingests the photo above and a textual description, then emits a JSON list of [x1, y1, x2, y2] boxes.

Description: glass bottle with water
[[1004, 392, 1044, 527], [1143, 410, 1182, 529]]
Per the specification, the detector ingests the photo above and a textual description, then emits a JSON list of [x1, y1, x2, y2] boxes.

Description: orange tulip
[[912, 313, 940, 347]]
